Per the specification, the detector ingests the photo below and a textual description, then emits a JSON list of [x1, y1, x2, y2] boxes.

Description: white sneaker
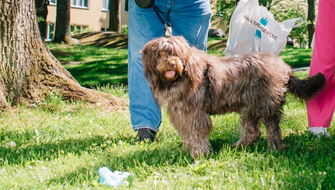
[[309, 127, 331, 138]]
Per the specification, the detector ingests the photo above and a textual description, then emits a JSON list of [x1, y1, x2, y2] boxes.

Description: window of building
[[46, 23, 55, 41], [71, 25, 89, 34], [49, 0, 56, 5], [71, 0, 88, 8], [102, 0, 109, 10], [125, 0, 128, 12]]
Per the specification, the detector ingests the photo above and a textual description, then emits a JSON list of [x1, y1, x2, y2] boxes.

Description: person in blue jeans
[[128, 0, 211, 142]]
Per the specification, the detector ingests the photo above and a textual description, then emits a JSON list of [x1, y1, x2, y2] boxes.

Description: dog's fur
[[142, 36, 325, 157]]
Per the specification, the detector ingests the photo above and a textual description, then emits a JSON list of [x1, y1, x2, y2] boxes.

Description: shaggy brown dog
[[142, 36, 325, 158]]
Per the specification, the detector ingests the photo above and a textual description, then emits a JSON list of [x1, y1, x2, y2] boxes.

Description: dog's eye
[[159, 51, 166, 56]]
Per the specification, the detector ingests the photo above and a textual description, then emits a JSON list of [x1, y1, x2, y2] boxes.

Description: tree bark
[[109, 0, 121, 33], [0, 0, 126, 111], [307, 0, 315, 48], [53, 0, 72, 43], [34, 0, 48, 39]]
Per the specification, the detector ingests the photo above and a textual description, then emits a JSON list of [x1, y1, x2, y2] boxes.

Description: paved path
[[292, 67, 310, 72]]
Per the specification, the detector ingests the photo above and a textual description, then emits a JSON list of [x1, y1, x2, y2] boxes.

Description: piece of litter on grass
[[98, 167, 130, 187]]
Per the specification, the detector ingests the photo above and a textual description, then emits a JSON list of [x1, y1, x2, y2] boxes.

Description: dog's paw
[[269, 142, 287, 152], [233, 134, 260, 149]]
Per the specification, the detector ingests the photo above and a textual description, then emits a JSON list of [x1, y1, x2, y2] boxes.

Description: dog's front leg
[[168, 108, 212, 158]]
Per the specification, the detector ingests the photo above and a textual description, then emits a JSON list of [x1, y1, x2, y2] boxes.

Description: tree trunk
[[109, 0, 121, 33], [0, 0, 126, 111], [34, 0, 48, 39], [53, 0, 72, 43], [307, 0, 315, 48]]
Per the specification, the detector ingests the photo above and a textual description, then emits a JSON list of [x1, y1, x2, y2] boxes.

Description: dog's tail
[[287, 72, 326, 101]]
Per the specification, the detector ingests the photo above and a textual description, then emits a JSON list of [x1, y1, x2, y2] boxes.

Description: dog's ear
[[184, 55, 205, 90], [142, 40, 160, 89]]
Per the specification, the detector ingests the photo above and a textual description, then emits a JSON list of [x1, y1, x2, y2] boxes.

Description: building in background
[[45, 0, 129, 41]]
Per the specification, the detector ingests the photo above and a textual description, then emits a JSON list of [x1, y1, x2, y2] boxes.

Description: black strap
[[135, 0, 172, 36], [204, 68, 211, 92]]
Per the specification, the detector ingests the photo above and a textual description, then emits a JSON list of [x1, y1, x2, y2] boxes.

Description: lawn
[[1, 41, 335, 189]]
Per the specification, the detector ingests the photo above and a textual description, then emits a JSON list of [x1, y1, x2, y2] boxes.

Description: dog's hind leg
[[262, 113, 286, 151], [234, 115, 261, 148]]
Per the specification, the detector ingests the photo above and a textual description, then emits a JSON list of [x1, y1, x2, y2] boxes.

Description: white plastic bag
[[98, 167, 130, 187], [223, 0, 303, 56]]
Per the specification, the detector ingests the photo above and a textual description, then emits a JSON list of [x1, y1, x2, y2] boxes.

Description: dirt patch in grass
[[72, 31, 128, 49], [207, 39, 227, 52]]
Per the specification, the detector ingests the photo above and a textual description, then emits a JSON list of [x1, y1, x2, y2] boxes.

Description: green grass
[[48, 43, 128, 88], [1, 43, 335, 189], [280, 46, 313, 68]]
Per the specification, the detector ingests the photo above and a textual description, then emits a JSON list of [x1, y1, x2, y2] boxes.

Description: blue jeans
[[128, 0, 211, 132]]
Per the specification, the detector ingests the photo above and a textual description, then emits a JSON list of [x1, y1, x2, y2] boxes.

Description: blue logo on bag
[[255, 17, 268, 39], [260, 17, 268, 26], [255, 30, 262, 39]]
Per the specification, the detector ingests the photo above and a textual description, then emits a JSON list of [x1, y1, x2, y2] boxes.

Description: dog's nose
[[169, 61, 176, 67]]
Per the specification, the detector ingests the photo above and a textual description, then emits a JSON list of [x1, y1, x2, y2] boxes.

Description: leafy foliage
[[121, 25, 129, 34], [211, 0, 237, 33], [270, 1, 309, 47]]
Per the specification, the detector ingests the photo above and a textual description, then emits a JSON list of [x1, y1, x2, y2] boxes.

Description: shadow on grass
[[49, 45, 128, 88], [209, 130, 335, 188], [1, 128, 190, 168], [65, 58, 128, 88], [0, 131, 131, 166], [49, 49, 76, 58], [47, 165, 98, 187], [42, 132, 335, 188], [44, 142, 195, 187], [5, 125, 334, 188], [280, 132, 335, 187]]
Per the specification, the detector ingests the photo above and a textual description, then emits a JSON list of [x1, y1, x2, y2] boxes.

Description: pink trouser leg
[[307, 0, 335, 128]]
